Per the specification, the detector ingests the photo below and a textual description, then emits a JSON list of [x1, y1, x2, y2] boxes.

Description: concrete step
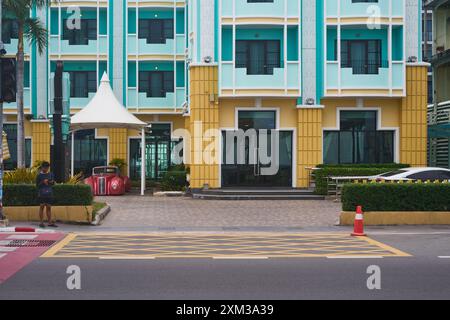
[[192, 189, 325, 200]]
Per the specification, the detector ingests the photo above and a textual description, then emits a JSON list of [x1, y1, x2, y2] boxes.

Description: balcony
[[49, 35, 108, 55], [127, 88, 186, 109], [3, 39, 30, 55], [127, 34, 185, 56], [220, 61, 301, 96], [325, 0, 404, 19], [325, 60, 405, 96], [4, 88, 31, 110], [221, 0, 300, 19]]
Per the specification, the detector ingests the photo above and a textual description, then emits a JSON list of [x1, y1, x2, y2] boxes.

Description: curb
[[0, 227, 55, 233], [91, 205, 111, 226]]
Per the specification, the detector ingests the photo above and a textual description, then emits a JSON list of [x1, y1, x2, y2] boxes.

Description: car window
[[407, 171, 449, 180], [379, 170, 408, 177]]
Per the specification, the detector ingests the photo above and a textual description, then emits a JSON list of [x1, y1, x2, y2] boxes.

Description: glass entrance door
[[221, 111, 293, 188]]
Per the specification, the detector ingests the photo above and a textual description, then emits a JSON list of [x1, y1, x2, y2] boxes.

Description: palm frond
[[23, 17, 48, 54]]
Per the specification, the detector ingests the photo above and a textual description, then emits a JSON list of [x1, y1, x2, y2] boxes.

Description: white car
[[372, 167, 450, 182]]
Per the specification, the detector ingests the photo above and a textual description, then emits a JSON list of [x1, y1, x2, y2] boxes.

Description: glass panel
[[238, 111, 276, 130], [340, 111, 377, 131], [3, 124, 32, 170], [72, 129, 107, 176]]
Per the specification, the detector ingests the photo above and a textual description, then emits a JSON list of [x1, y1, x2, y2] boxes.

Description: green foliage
[[4, 168, 38, 185], [109, 158, 127, 171], [3, 184, 93, 207], [160, 168, 187, 191], [65, 172, 84, 185], [342, 183, 450, 212], [314, 164, 410, 195]]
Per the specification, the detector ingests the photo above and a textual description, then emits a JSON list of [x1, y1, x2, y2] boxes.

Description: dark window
[[3, 124, 32, 170], [407, 171, 450, 181], [68, 71, 97, 98], [247, 0, 274, 2], [236, 40, 281, 75], [139, 71, 174, 98], [324, 111, 395, 164], [63, 19, 97, 45], [138, 19, 174, 44], [351, 0, 378, 2], [2, 19, 19, 44], [71, 129, 107, 176], [340, 40, 385, 74]]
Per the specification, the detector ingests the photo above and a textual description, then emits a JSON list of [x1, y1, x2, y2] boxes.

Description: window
[[68, 71, 97, 98], [236, 40, 281, 75], [407, 171, 450, 181], [324, 111, 395, 164], [340, 40, 384, 74], [71, 129, 107, 176], [139, 19, 174, 44], [3, 124, 32, 170], [139, 71, 174, 98], [2, 19, 19, 44], [63, 19, 97, 45], [247, 0, 274, 2]]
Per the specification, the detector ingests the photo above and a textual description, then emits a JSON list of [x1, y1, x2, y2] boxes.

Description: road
[[0, 229, 449, 300]]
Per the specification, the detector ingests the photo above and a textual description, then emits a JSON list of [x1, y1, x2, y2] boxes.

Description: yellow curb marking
[[41, 233, 78, 258]]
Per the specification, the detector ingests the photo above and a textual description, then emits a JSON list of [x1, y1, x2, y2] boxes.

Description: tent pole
[[141, 127, 146, 196], [71, 131, 75, 176]]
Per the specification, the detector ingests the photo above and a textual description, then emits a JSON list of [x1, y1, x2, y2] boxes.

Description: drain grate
[[6, 240, 56, 248]]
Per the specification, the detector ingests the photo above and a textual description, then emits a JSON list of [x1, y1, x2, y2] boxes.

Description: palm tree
[[3, 0, 52, 168]]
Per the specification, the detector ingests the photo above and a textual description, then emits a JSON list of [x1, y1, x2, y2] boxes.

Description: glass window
[[138, 19, 174, 44], [63, 19, 97, 45], [324, 111, 394, 164], [3, 124, 32, 170], [138, 71, 174, 98], [71, 129, 107, 176], [235, 40, 281, 75], [238, 111, 276, 130], [2, 19, 19, 44], [340, 40, 384, 74], [68, 71, 97, 98]]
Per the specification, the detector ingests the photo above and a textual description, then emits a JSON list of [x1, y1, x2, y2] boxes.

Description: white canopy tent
[[70, 73, 147, 195]]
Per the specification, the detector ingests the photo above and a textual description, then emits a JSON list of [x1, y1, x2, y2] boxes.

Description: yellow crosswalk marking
[[42, 233, 411, 259]]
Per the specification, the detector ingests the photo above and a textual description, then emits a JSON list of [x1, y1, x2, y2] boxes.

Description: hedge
[[342, 183, 450, 212], [314, 164, 409, 195], [160, 171, 187, 191], [4, 184, 94, 207]]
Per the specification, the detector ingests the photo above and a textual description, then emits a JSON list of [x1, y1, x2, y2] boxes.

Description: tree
[[3, 0, 53, 168]]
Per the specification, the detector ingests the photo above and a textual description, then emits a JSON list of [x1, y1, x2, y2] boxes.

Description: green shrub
[[160, 170, 187, 191], [3, 184, 93, 207], [342, 183, 450, 212], [314, 164, 410, 195]]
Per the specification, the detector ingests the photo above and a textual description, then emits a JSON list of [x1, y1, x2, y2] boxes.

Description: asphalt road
[[0, 232, 449, 300]]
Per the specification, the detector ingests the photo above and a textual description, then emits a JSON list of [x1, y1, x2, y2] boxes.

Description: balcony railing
[[235, 58, 283, 75], [341, 60, 389, 75]]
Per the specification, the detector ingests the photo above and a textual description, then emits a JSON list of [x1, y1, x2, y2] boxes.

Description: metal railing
[[341, 59, 389, 75]]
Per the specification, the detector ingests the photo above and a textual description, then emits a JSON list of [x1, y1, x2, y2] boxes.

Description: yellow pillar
[[108, 128, 128, 173], [400, 65, 428, 166], [297, 107, 323, 188], [188, 65, 220, 189], [31, 120, 51, 164]]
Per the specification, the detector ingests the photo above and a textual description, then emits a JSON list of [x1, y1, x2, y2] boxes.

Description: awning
[[70, 73, 146, 131]]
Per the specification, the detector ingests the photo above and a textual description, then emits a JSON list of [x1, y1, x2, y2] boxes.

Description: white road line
[[0, 254, 5, 259], [438, 256, 450, 259], [7, 235, 38, 240], [213, 256, 269, 260], [369, 232, 450, 236], [99, 256, 156, 260], [0, 247, 17, 253], [327, 256, 384, 259], [0, 241, 12, 246]]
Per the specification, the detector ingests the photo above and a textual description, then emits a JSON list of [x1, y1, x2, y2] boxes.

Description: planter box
[[340, 211, 450, 226], [4, 206, 93, 223]]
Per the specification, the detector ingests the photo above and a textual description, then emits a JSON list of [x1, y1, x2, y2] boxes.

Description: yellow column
[[188, 65, 220, 189], [297, 107, 323, 188], [400, 65, 428, 166], [108, 128, 128, 173], [31, 120, 51, 164]]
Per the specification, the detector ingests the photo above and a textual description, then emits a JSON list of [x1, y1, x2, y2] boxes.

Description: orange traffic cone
[[351, 206, 367, 237]]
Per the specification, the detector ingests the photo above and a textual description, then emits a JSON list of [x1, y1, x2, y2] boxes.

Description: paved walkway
[[96, 194, 341, 229]]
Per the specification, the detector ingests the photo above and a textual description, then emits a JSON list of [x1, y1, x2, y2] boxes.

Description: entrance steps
[[192, 189, 325, 200]]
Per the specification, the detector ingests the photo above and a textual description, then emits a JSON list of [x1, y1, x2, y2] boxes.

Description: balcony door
[[236, 40, 281, 75], [341, 40, 382, 74]]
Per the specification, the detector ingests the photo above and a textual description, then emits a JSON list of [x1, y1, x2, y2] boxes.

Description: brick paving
[[96, 194, 341, 228]]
